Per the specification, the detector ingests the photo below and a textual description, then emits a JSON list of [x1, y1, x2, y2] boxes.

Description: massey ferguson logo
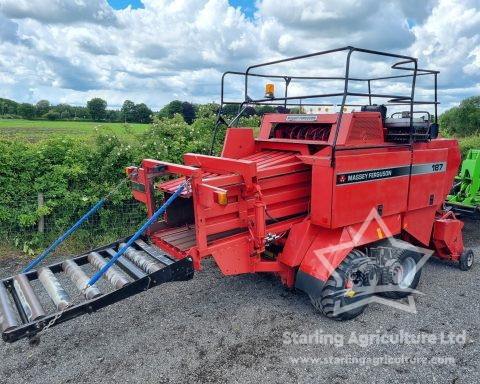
[[337, 169, 397, 184], [336, 162, 447, 185]]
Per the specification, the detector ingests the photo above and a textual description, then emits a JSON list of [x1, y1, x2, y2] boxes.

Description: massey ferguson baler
[[0, 46, 475, 344]]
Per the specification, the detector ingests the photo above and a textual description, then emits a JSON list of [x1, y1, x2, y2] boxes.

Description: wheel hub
[[467, 253, 474, 267], [398, 256, 416, 289]]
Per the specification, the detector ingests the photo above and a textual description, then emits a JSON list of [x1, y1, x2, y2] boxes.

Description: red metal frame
[[127, 111, 464, 288]]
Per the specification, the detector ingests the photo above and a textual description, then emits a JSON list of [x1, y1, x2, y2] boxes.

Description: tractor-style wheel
[[378, 241, 422, 299], [310, 250, 377, 321], [459, 249, 474, 271]]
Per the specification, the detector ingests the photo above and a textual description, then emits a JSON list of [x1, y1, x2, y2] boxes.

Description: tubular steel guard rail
[[212, 46, 440, 161]]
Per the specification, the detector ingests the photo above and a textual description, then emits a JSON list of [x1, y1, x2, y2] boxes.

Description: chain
[[29, 288, 87, 346], [104, 171, 137, 201], [183, 177, 192, 195]]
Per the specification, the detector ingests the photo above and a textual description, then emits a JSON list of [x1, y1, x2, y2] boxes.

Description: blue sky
[[108, 0, 256, 18], [227, 0, 255, 19], [108, 0, 144, 10], [0, 0, 478, 111]]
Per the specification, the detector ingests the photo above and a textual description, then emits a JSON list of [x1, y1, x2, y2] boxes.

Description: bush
[[0, 114, 22, 119], [458, 135, 480, 157], [0, 110, 263, 253], [440, 96, 480, 137], [43, 110, 61, 120]]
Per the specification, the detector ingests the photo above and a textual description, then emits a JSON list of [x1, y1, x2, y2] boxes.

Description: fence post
[[37, 192, 45, 234]]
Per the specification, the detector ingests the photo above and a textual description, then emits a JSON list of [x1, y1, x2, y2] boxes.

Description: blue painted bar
[[22, 199, 106, 273], [88, 184, 185, 287]]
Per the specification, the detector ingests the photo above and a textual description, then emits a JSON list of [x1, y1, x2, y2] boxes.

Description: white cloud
[[407, 0, 480, 109], [0, 0, 478, 112], [0, 0, 118, 25]]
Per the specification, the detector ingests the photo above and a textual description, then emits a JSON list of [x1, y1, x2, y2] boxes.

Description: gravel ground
[[0, 219, 479, 384]]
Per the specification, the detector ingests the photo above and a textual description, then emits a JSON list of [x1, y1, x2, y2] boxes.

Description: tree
[[55, 103, 71, 115], [60, 110, 71, 120], [158, 100, 183, 119], [87, 98, 107, 121], [0, 98, 19, 115], [243, 106, 256, 117], [106, 110, 121, 122], [440, 96, 480, 137], [18, 103, 36, 119], [36, 100, 50, 117], [121, 100, 135, 122], [221, 104, 241, 117], [181, 102, 196, 124], [133, 103, 152, 123], [71, 106, 90, 119], [256, 105, 276, 115], [43, 110, 60, 120], [194, 103, 218, 118]]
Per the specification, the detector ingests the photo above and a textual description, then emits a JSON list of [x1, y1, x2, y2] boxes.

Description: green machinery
[[447, 149, 480, 218]]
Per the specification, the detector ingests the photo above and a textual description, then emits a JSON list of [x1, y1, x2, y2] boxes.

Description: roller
[[0, 282, 19, 332], [13, 274, 46, 322], [120, 243, 162, 274], [62, 260, 102, 300], [88, 252, 130, 289], [38, 267, 71, 311]]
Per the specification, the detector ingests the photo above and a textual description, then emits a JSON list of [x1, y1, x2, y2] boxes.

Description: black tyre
[[378, 241, 422, 299], [459, 249, 474, 271], [310, 250, 377, 321]]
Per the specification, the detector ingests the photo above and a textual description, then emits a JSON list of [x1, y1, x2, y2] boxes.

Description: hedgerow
[[0, 112, 258, 254]]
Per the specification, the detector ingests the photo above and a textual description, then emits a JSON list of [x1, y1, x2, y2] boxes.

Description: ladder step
[[62, 260, 102, 300], [0, 282, 19, 332], [38, 267, 71, 311], [13, 274, 46, 322], [120, 243, 163, 274], [88, 252, 130, 289], [104, 249, 147, 280]]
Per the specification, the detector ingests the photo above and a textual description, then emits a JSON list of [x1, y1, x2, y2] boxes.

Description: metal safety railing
[[211, 46, 440, 161]]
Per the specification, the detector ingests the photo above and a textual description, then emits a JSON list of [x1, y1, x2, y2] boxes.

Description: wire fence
[[0, 192, 148, 257]]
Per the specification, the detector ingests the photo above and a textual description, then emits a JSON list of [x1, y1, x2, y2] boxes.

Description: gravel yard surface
[[0, 219, 479, 384]]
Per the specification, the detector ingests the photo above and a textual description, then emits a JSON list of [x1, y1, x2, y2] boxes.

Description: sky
[[0, 0, 479, 112]]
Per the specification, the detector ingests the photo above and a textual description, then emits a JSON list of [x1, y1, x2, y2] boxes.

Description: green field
[[0, 119, 150, 142]]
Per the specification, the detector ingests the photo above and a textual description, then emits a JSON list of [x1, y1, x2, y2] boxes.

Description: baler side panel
[[330, 150, 411, 228], [407, 148, 449, 210], [310, 161, 334, 227], [277, 220, 319, 267], [346, 213, 402, 245], [298, 227, 354, 282], [402, 206, 438, 245], [403, 147, 451, 245]]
